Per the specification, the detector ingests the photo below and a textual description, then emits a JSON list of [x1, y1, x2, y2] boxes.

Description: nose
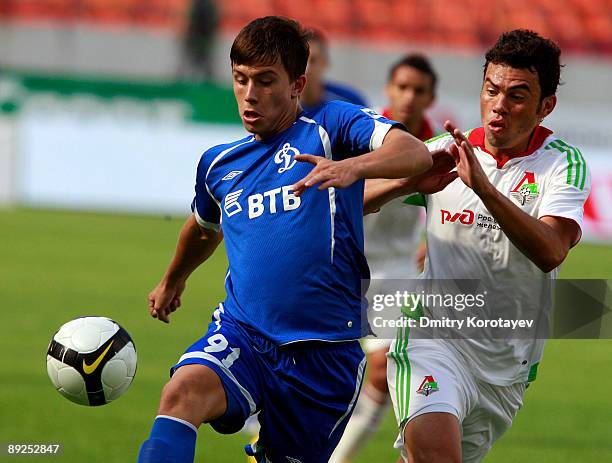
[[492, 94, 509, 116], [404, 89, 415, 105], [245, 80, 257, 104]]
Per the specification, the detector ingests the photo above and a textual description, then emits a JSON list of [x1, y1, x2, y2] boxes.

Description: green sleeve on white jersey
[[403, 192, 426, 208]]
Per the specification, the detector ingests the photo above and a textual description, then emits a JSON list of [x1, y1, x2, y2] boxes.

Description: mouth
[[487, 118, 506, 133], [243, 109, 263, 124]]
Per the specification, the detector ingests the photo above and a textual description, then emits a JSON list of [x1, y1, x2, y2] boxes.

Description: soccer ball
[[46, 316, 137, 406]]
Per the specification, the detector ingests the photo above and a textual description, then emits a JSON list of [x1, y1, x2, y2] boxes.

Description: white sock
[[330, 384, 390, 463]]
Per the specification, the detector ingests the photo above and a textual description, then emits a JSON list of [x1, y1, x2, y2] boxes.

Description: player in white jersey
[[332, 54, 440, 463], [364, 30, 590, 462]]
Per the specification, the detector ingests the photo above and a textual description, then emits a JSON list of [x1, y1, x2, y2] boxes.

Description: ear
[[539, 94, 557, 119], [292, 75, 307, 98]]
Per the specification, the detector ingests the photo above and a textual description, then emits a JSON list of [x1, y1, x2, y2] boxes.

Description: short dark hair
[[388, 54, 438, 94], [230, 16, 310, 81], [484, 29, 561, 99]]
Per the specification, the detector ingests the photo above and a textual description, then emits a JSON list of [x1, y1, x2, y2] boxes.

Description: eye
[[486, 88, 497, 96]]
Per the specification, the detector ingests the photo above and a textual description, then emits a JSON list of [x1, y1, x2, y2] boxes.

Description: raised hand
[[291, 154, 359, 197], [443, 120, 491, 195]]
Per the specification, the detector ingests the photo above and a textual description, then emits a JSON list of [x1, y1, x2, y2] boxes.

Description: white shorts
[[387, 338, 526, 463]]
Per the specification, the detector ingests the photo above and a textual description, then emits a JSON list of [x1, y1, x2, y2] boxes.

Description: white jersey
[[363, 113, 437, 280], [412, 126, 590, 385], [364, 197, 422, 279]]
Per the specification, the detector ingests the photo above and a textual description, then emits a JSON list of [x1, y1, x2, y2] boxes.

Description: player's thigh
[[170, 310, 262, 433], [258, 341, 366, 463], [387, 338, 476, 461], [366, 344, 390, 392], [461, 381, 526, 463]]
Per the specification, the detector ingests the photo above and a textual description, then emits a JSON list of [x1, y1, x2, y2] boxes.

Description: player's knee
[[407, 442, 461, 463], [404, 414, 461, 463], [158, 365, 226, 422]]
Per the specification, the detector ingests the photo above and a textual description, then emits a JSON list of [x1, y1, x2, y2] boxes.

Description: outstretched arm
[[363, 150, 457, 214], [148, 215, 222, 323], [292, 128, 432, 196]]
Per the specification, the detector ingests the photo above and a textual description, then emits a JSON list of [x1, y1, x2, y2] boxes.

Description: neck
[[254, 103, 301, 141], [405, 118, 424, 138], [390, 110, 423, 138], [484, 133, 532, 160]]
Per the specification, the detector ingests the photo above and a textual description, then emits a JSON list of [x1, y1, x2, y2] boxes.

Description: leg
[[387, 337, 478, 463], [138, 365, 227, 463], [139, 311, 262, 463], [158, 363, 227, 426], [404, 412, 462, 463], [330, 344, 391, 462]]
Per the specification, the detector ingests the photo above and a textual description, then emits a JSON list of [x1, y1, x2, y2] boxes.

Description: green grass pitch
[[1, 208, 611, 462]]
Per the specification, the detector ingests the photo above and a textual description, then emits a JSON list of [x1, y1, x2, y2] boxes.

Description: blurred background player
[[331, 53, 440, 463], [179, 0, 219, 81], [301, 29, 368, 111]]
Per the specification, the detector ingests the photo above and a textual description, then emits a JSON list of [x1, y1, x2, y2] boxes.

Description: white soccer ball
[[46, 316, 137, 406]]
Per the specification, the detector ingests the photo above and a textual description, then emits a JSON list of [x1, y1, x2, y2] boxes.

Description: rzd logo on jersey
[[274, 143, 299, 173], [510, 171, 539, 205], [440, 209, 474, 225]]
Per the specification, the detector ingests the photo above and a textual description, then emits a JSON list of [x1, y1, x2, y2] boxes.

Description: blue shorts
[[171, 305, 366, 463]]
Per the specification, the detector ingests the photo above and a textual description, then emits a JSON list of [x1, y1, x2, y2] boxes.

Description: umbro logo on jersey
[[274, 143, 299, 173], [510, 171, 539, 206], [440, 209, 475, 225], [224, 189, 243, 217], [417, 375, 439, 396], [222, 170, 243, 181], [361, 107, 383, 119]]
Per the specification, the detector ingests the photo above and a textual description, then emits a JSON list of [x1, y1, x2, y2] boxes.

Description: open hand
[[443, 120, 491, 194]]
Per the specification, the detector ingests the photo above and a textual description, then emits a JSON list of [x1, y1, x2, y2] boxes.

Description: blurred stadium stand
[[0, 0, 190, 32], [0, 0, 610, 54], [0, 0, 611, 240]]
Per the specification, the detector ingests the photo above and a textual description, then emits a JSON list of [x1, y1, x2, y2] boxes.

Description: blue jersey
[[192, 101, 400, 344]]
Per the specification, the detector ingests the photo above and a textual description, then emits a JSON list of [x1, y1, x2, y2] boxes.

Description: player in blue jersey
[[137, 16, 431, 463], [301, 28, 368, 112]]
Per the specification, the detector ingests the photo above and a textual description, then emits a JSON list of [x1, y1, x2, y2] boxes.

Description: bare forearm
[[363, 178, 413, 215], [356, 129, 431, 179], [162, 215, 222, 284], [477, 184, 567, 272]]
